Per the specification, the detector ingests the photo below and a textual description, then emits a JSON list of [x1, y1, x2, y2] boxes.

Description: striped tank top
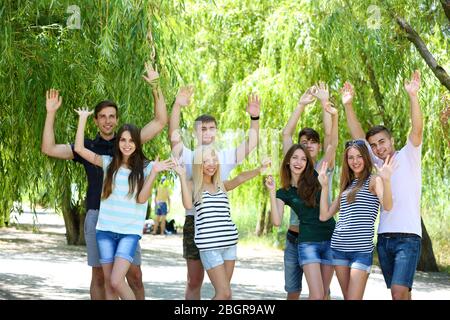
[[194, 188, 238, 251], [331, 176, 380, 253]]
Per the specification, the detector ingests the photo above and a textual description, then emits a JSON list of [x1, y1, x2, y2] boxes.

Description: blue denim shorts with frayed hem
[[298, 240, 334, 266], [96, 230, 141, 264], [199, 245, 237, 270], [332, 249, 373, 273]]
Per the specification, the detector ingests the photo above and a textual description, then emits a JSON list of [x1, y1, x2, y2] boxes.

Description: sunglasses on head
[[345, 139, 366, 149]]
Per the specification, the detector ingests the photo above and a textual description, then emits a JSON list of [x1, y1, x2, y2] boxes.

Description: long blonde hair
[[192, 146, 226, 204]]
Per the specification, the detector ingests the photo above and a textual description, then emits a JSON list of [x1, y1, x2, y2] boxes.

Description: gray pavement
[[1, 211, 449, 300]]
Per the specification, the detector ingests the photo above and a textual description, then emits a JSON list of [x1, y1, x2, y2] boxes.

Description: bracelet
[[250, 115, 260, 120]]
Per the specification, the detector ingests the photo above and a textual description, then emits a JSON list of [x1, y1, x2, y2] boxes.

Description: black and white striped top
[[194, 188, 238, 251], [331, 177, 380, 253]]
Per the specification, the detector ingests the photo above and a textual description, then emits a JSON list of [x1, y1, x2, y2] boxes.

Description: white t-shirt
[[368, 138, 422, 237], [181, 144, 238, 216]]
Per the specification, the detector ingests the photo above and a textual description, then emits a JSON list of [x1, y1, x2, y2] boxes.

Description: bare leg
[[334, 266, 350, 300], [126, 264, 145, 300], [90, 266, 106, 300], [110, 257, 135, 300], [160, 215, 167, 235], [346, 268, 369, 300], [302, 263, 325, 300], [185, 259, 204, 300], [101, 263, 118, 300], [206, 264, 232, 300]]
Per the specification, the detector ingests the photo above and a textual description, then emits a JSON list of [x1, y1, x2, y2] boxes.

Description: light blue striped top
[[96, 155, 153, 236]]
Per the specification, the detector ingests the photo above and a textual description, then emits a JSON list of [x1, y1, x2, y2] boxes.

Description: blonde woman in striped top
[[174, 146, 270, 300]]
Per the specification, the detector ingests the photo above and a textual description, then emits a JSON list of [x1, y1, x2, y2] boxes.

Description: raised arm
[[41, 89, 74, 160], [140, 62, 168, 143], [404, 70, 423, 147], [341, 81, 365, 140], [321, 102, 338, 168], [318, 161, 339, 221], [137, 158, 175, 204], [282, 88, 315, 155], [236, 94, 261, 164], [224, 158, 271, 192], [74, 108, 103, 167], [373, 155, 395, 211], [264, 175, 286, 227], [168, 86, 194, 158], [311, 82, 332, 152], [173, 160, 193, 209]]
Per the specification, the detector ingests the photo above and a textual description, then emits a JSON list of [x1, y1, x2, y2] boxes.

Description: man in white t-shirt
[[341, 70, 423, 300], [168, 86, 261, 299]]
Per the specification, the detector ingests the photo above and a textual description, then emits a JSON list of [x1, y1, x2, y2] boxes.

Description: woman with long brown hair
[[74, 108, 173, 299], [265, 143, 336, 300], [318, 140, 395, 299]]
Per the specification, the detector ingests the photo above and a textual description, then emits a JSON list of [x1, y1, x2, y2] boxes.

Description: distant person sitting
[[153, 176, 171, 235]]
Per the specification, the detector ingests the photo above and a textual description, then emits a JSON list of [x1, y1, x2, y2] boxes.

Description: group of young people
[[41, 61, 423, 300]]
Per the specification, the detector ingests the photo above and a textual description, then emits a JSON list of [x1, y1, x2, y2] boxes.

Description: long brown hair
[[102, 124, 149, 200], [280, 144, 320, 207], [339, 142, 373, 203]]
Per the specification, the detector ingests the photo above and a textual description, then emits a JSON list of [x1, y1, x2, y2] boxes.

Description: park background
[[0, 0, 449, 274]]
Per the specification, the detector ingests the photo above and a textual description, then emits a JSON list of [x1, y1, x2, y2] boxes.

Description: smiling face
[[346, 146, 365, 176], [289, 148, 308, 176], [202, 149, 219, 177], [195, 121, 217, 145], [118, 130, 136, 159], [299, 135, 321, 160], [94, 106, 118, 138], [367, 131, 395, 160]]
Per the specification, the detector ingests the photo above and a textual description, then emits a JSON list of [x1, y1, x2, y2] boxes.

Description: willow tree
[[157, 0, 449, 270], [0, 0, 182, 244]]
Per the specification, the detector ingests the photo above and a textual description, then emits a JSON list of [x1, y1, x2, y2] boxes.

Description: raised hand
[[264, 175, 276, 191], [142, 61, 160, 86], [311, 81, 329, 102], [340, 81, 355, 105], [172, 157, 187, 177], [375, 155, 396, 181], [259, 158, 272, 174], [74, 107, 93, 118], [318, 161, 329, 187], [298, 87, 316, 106], [323, 101, 338, 116], [152, 156, 175, 173], [404, 70, 420, 97], [175, 86, 194, 107], [247, 93, 261, 117], [46, 89, 62, 113]]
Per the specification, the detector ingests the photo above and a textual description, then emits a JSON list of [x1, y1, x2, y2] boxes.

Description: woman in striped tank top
[[174, 146, 270, 300], [318, 139, 395, 299], [75, 108, 174, 299]]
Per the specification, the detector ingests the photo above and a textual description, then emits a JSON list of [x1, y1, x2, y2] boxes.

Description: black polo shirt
[[71, 133, 115, 210]]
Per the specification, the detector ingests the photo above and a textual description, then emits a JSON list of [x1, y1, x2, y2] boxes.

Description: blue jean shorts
[[284, 231, 303, 293], [96, 230, 141, 264], [156, 202, 168, 216], [298, 240, 333, 266], [85, 210, 141, 267], [332, 249, 373, 273], [376, 233, 421, 289], [199, 245, 237, 270]]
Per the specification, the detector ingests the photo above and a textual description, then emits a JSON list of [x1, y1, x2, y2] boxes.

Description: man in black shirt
[[41, 64, 167, 299]]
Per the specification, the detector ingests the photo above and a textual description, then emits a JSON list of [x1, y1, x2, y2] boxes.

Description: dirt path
[[1, 211, 449, 300]]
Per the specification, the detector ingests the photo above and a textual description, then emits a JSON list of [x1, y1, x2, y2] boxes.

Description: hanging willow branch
[[396, 16, 450, 92]]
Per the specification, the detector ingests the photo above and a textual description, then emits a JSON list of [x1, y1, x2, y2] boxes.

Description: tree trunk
[[60, 179, 85, 245], [256, 199, 267, 237], [417, 218, 439, 272], [440, 0, 450, 22], [264, 209, 273, 235], [396, 16, 450, 92]]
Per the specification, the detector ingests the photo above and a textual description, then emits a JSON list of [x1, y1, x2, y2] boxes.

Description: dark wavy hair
[[102, 124, 149, 200], [280, 144, 321, 207]]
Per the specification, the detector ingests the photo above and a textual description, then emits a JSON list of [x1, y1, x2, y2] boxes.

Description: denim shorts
[[377, 233, 421, 289], [284, 231, 303, 293], [298, 240, 333, 266], [156, 202, 168, 216], [332, 249, 373, 273], [96, 230, 141, 264], [85, 210, 141, 266], [199, 245, 237, 270]]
